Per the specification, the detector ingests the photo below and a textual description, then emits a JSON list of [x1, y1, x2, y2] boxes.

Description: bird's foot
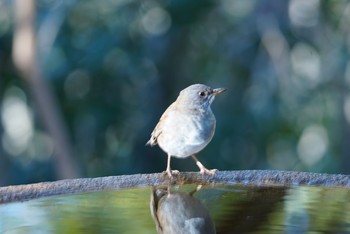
[[191, 155, 217, 176], [199, 168, 218, 176], [162, 169, 180, 178]]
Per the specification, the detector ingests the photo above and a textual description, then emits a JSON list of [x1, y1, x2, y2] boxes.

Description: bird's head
[[176, 84, 226, 111]]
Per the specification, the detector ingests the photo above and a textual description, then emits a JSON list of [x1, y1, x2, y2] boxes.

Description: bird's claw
[[199, 168, 217, 176], [163, 169, 180, 178]]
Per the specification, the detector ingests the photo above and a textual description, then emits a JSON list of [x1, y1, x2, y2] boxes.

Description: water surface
[[1, 184, 349, 233]]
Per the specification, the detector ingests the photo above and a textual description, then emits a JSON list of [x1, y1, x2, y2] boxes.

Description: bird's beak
[[212, 88, 227, 95]]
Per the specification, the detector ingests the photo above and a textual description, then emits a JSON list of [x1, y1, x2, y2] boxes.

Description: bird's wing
[[146, 102, 176, 146]]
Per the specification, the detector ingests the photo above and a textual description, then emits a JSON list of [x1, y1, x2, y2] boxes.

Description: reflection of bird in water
[[150, 185, 216, 234]]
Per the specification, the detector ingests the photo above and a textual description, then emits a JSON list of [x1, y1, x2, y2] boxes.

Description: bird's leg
[[164, 154, 179, 178], [166, 154, 172, 177], [191, 155, 217, 176]]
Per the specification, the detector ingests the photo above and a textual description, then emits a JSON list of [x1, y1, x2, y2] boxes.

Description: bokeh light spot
[[289, 0, 320, 27], [220, 0, 255, 20], [1, 87, 33, 156], [291, 43, 320, 85], [297, 125, 328, 166], [141, 7, 171, 36]]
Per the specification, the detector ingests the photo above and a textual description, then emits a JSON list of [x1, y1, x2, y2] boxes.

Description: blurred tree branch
[[12, 0, 80, 179]]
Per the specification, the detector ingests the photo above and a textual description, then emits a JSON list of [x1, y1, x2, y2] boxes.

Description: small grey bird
[[146, 84, 226, 178]]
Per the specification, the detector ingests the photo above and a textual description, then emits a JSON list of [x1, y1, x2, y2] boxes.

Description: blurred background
[[1, 0, 350, 186]]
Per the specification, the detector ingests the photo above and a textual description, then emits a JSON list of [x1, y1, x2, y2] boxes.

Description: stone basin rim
[[0, 170, 349, 204]]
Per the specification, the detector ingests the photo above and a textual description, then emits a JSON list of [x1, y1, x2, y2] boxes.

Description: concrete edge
[[1, 170, 349, 203]]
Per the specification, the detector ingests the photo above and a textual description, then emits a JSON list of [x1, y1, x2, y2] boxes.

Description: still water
[[0, 184, 350, 233]]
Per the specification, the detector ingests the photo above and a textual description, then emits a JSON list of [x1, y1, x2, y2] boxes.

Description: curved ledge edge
[[1, 170, 349, 203]]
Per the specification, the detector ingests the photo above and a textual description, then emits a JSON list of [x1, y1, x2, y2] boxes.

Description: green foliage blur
[[1, 0, 350, 185]]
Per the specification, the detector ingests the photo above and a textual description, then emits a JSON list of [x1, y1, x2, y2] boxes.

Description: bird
[[146, 84, 226, 178], [150, 185, 216, 234]]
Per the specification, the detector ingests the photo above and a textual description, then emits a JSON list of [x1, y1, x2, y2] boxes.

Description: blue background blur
[[1, 0, 349, 185]]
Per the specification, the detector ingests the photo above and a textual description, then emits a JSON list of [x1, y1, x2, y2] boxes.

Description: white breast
[[157, 109, 216, 158]]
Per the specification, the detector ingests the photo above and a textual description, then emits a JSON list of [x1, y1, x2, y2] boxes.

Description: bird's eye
[[199, 91, 206, 97]]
